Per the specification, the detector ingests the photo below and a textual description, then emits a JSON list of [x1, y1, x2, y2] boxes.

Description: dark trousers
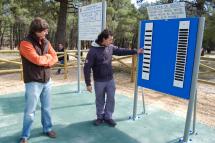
[[94, 79, 116, 119], [57, 60, 64, 74]]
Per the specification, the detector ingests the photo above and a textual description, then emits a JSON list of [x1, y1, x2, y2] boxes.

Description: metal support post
[[132, 21, 142, 120], [182, 17, 205, 143]]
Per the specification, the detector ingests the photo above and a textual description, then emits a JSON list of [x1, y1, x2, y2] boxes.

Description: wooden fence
[[0, 50, 215, 85]]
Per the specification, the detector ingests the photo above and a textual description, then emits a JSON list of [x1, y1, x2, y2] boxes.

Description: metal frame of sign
[[133, 17, 205, 143]]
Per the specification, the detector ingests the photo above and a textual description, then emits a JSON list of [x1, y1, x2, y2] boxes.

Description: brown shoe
[[45, 130, 56, 138], [19, 138, 28, 143]]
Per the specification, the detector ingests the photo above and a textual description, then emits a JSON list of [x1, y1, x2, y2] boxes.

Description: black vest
[[20, 34, 51, 83]]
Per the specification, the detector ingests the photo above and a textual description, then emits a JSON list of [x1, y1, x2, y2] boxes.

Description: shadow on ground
[[0, 84, 214, 143]]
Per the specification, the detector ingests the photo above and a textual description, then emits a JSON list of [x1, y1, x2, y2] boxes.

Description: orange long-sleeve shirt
[[19, 41, 58, 67]]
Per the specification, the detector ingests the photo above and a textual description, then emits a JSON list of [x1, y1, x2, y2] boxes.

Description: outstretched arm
[[112, 45, 137, 56], [113, 45, 144, 56]]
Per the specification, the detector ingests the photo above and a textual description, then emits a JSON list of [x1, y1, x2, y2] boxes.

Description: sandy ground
[[0, 67, 214, 128], [115, 71, 215, 128]]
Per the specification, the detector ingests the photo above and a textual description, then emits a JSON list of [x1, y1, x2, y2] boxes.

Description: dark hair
[[29, 17, 49, 34], [96, 29, 113, 44]]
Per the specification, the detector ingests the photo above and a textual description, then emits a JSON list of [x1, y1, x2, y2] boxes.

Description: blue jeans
[[21, 80, 53, 139]]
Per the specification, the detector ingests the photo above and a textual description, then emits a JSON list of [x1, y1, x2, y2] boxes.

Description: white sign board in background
[[147, 2, 186, 20], [78, 2, 105, 41]]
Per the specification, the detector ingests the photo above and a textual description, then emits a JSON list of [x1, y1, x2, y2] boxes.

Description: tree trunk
[[196, 0, 205, 16], [14, 24, 19, 47], [10, 25, 14, 50], [69, 19, 77, 50], [55, 0, 68, 49], [132, 31, 138, 49], [0, 27, 6, 49]]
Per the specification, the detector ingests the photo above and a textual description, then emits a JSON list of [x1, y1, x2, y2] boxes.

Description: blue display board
[[137, 18, 199, 99]]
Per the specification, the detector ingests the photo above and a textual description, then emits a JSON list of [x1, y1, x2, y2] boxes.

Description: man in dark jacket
[[84, 29, 143, 127], [19, 17, 58, 143], [56, 43, 69, 74]]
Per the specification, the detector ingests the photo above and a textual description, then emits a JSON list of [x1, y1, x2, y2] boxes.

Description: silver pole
[[77, 40, 81, 93], [141, 87, 146, 114], [102, 0, 106, 30], [133, 75, 139, 120], [132, 21, 142, 120], [183, 17, 205, 143], [77, 8, 81, 93], [192, 90, 197, 134]]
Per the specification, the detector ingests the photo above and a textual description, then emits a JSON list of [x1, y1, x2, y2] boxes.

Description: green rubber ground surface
[[0, 84, 214, 143]]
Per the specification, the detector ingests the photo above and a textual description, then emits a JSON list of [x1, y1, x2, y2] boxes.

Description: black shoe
[[104, 119, 117, 127], [93, 118, 103, 126]]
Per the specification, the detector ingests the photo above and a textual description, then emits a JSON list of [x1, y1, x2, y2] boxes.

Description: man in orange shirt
[[19, 17, 58, 143]]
